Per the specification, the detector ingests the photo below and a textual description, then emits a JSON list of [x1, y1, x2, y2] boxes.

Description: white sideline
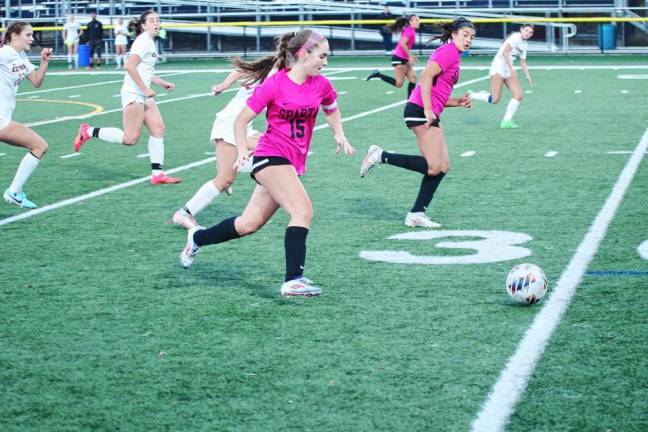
[[0, 75, 488, 227], [470, 128, 648, 432]]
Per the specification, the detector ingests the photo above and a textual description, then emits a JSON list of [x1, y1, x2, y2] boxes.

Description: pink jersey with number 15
[[247, 68, 338, 175]]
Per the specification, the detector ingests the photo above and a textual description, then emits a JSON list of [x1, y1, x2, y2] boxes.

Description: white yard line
[[60, 153, 82, 159], [1, 75, 488, 226], [471, 128, 648, 432], [461, 151, 476, 157], [544, 151, 558, 158]]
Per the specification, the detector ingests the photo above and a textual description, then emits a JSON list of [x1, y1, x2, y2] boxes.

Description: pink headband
[[297, 31, 325, 55]]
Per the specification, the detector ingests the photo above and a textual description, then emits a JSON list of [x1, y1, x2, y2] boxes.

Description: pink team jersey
[[247, 68, 338, 175], [393, 26, 416, 60], [408, 42, 461, 117]]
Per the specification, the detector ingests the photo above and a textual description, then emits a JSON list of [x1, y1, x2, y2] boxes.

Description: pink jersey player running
[[366, 14, 420, 99], [360, 18, 475, 228], [179, 30, 355, 297]]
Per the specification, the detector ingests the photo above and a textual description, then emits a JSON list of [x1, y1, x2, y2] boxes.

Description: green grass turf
[[1, 56, 647, 431]]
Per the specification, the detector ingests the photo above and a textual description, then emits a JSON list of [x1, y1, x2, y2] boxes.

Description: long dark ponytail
[[128, 10, 157, 36], [389, 15, 416, 34], [429, 17, 475, 44]]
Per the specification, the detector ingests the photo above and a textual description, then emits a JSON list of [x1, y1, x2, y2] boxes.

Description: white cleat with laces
[[404, 212, 442, 228], [280, 276, 321, 297], [180, 228, 201, 268], [173, 208, 201, 230], [359, 145, 383, 177]]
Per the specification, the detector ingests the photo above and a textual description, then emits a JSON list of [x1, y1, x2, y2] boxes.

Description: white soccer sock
[[185, 181, 220, 216], [91, 127, 124, 144], [148, 136, 165, 175], [74, 54, 79, 69], [471, 90, 492, 103], [116, 54, 122, 68], [67, 52, 72, 64], [9, 152, 40, 194], [503, 99, 520, 121]]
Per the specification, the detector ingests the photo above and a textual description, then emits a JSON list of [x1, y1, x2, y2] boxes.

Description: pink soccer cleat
[[74, 123, 91, 152], [151, 173, 181, 185]]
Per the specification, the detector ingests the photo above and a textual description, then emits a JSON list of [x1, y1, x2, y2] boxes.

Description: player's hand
[[334, 133, 355, 155], [212, 83, 227, 95], [163, 81, 175, 92], [424, 107, 438, 128], [40, 48, 52, 62], [409, 55, 418, 65], [526, 75, 533, 86], [144, 88, 156, 98], [234, 150, 254, 172], [457, 93, 472, 109]]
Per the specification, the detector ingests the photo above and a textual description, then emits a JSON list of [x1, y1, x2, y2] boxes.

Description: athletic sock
[[91, 127, 124, 144], [411, 172, 446, 213], [381, 151, 428, 175], [407, 81, 416, 98], [503, 99, 520, 121], [148, 136, 164, 175], [9, 152, 40, 194], [185, 181, 220, 216], [284, 226, 309, 282], [194, 216, 241, 247], [378, 73, 397, 87]]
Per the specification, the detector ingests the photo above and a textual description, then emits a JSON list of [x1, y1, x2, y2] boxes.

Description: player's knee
[[514, 94, 523, 102], [289, 204, 313, 226], [394, 79, 404, 88], [214, 175, 234, 192], [32, 140, 48, 157], [491, 95, 501, 104], [426, 162, 448, 177], [122, 134, 139, 146], [236, 217, 263, 236]]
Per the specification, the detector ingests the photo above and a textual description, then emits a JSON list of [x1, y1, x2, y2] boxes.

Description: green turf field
[[1, 55, 647, 431]]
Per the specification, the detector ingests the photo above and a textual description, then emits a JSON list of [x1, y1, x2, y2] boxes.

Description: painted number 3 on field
[[359, 230, 533, 265]]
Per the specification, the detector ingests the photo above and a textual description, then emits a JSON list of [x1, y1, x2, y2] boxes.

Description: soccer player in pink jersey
[[360, 18, 475, 228], [179, 30, 355, 297], [366, 15, 420, 98]]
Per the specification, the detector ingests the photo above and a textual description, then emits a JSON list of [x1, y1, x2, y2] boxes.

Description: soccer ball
[[506, 263, 548, 305]]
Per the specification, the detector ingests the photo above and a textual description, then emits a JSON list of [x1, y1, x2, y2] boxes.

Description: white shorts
[[65, 38, 79, 47], [115, 35, 128, 46], [121, 90, 147, 109], [489, 61, 511, 79], [210, 115, 260, 145]]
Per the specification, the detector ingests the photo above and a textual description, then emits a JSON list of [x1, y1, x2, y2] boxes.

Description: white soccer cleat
[[359, 145, 383, 177], [173, 208, 200, 230], [404, 212, 442, 228], [280, 277, 321, 297], [179, 228, 201, 268]]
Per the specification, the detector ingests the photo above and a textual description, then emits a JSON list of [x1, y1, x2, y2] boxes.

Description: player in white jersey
[[470, 24, 534, 129], [173, 57, 278, 230], [73, 11, 181, 185], [62, 15, 82, 70], [113, 17, 128, 69], [0, 22, 52, 209]]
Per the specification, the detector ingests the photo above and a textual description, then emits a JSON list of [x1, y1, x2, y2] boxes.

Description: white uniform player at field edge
[[113, 17, 129, 70], [62, 15, 82, 70], [73, 10, 181, 185], [470, 23, 534, 129], [0, 22, 52, 209], [173, 59, 278, 230]]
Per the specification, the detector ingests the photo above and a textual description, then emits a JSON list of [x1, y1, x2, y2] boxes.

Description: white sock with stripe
[[90, 127, 124, 144], [148, 136, 165, 175], [185, 181, 220, 216], [503, 99, 520, 121], [9, 152, 40, 194]]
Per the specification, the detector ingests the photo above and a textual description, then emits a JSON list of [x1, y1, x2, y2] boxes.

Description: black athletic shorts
[[250, 156, 292, 184], [89, 40, 103, 58], [404, 102, 440, 128], [391, 54, 409, 66]]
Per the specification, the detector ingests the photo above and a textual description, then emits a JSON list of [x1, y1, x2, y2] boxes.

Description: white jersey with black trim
[[122, 32, 157, 95], [0, 45, 35, 116], [493, 32, 527, 67]]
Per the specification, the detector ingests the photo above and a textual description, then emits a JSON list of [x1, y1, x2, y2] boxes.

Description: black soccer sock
[[284, 226, 309, 282], [407, 81, 416, 98], [381, 151, 428, 175], [378, 73, 397, 87], [411, 172, 446, 213], [151, 163, 162, 171], [194, 216, 241, 247]]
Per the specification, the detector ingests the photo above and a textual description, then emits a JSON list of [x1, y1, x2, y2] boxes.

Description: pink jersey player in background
[[360, 18, 475, 228], [366, 14, 421, 99], [179, 29, 355, 298]]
